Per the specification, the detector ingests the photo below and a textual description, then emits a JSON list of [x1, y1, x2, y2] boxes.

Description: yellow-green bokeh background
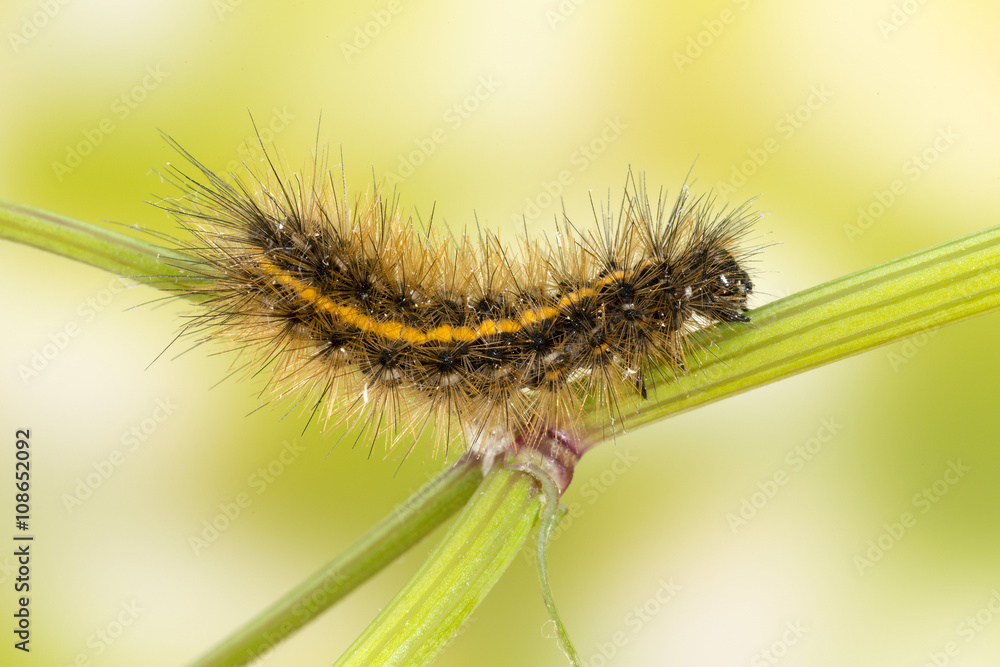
[[2, 1, 1000, 665]]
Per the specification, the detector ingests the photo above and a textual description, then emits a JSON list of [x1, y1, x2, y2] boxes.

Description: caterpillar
[[159, 139, 758, 459]]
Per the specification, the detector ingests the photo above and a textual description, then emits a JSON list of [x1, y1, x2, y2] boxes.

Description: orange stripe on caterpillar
[[257, 257, 661, 345], [259, 255, 515, 343]]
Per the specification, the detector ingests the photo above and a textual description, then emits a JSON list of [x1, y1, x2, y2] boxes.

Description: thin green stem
[[584, 223, 1000, 437], [187, 458, 483, 667], [333, 465, 542, 667], [0, 199, 194, 292], [5, 200, 1000, 666], [524, 469, 582, 666], [5, 198, 997, 433]]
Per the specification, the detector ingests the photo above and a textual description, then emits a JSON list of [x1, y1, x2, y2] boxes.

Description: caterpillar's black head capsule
[[700, 250, 753, 323], [713, 252, 753, 322]]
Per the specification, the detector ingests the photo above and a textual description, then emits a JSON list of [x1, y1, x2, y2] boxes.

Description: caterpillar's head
[[698, 250, 753, 323]]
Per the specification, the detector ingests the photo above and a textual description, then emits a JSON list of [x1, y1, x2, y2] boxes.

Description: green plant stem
[[0, 199, 194, 292], [333, 465, 542, 667], [522, 467, 582, 666], [5, 201, 1000, 665], [6, 200, 996, 427], [187, 458, 483, 667], [584, 223, 1000, 437], [5, 199, 998, 429]]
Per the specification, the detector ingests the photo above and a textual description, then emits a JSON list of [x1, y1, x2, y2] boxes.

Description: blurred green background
[[2, 1, 1000, 665]]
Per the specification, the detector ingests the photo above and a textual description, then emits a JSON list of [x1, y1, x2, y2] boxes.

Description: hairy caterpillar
[[159, 139, 758, 458]]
